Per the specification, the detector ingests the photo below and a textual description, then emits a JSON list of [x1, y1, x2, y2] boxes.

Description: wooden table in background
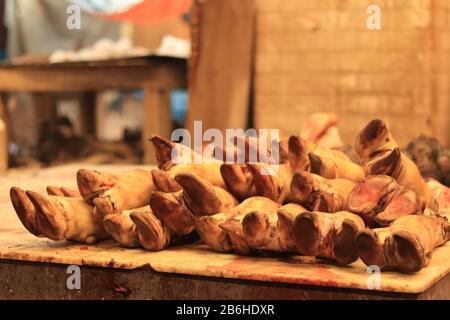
[[0, 57, 187, 168], [0, 164, 449, 300]]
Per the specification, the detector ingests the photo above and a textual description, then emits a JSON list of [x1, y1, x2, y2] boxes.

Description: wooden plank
[[1, 56, 183, 68], [0, 164, 449, 295], [185, 0, 255, 134], [0, 62, 187, 92], [2, 260, 447, 300]]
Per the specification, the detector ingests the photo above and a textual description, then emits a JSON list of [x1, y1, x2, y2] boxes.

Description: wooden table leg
[[0, 93, 9, 172], [31, 93, 58, 142], [142, 88, 173, 164], [79, 92, 97, 136]]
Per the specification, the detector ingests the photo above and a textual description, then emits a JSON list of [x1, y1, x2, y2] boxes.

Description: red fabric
[[98, 0, 192, 25]]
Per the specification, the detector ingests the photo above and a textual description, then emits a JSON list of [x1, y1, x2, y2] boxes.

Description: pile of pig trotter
[[10, 118, 450, 273]]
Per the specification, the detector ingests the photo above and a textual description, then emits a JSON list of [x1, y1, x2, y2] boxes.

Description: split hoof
[[149, 191, 194, 235], [26, 191, 65, 241], [130, 210, 170, 251], [151, 169, 182, 192], [10, 187, 41, 237]]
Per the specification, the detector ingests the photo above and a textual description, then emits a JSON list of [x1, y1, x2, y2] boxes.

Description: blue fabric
[[133, 89, 188, 125], [170, 89, 188, 125]]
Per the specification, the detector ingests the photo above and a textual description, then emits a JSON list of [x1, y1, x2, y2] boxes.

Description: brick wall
[[253, 0, 450, 147]]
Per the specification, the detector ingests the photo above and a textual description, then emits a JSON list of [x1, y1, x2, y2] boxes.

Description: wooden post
[[79, 92, 97, 136], [31, 93, 58, 143], [0, 93, 8, 173], [186, 0, 255, 134], [142, 87, 173, 164], [0, 119, 6, 173]]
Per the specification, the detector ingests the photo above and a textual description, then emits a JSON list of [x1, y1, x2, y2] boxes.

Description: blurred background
[[0, 0, 448, 185]]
